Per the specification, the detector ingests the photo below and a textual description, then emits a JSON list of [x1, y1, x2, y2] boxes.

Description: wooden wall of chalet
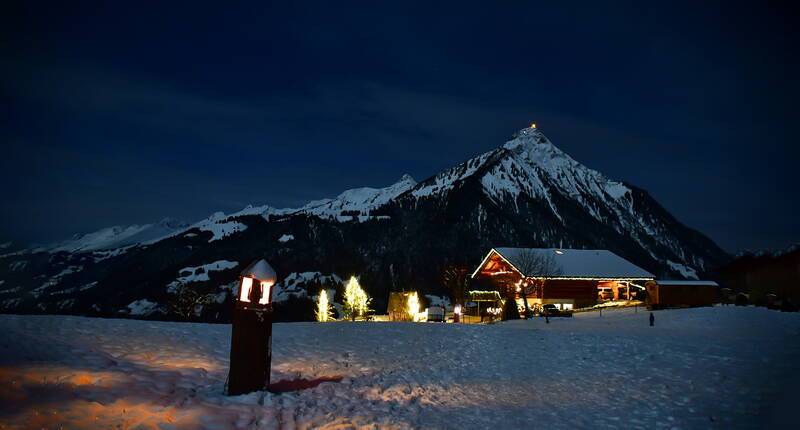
[[387, 292, 412, 321], [645, 282, 716, 308], [542, 279, 598, 308]]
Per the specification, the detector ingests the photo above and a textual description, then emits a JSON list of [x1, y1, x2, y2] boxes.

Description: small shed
[[646, 280, 718, 308]]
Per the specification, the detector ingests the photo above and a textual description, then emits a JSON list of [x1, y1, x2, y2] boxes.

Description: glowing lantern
[[531, 123, 537, 129], [227, 259, 277, 396], [236, 260, 276, 308], [453, 304, 462, 323]]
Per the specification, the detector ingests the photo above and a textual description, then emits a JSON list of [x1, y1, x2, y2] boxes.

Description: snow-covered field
[[1, 307, 798, 429]]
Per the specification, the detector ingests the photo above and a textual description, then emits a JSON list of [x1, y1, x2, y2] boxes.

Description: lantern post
[[226, 259, 277, 396]]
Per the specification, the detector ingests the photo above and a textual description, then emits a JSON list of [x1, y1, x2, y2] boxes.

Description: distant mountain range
[[0, 127, 729, 320]]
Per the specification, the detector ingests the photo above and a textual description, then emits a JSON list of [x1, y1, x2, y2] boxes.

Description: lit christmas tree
[[316, 289, 332, 322], [407, 291, 420, 321], [342, 276, 371, 321]]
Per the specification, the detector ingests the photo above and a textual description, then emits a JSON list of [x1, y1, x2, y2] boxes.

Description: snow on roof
[[240, 259, 277, 282], [655, 280, 719, 286], [491, 248, 655, 279]]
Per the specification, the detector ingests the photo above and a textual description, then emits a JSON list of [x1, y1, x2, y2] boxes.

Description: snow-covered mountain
[[36, 218, 190, 254], [0, 127, 729, 319], [394, 127, 715, 276]]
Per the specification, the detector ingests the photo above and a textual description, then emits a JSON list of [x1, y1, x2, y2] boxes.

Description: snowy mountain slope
[[41, 218, 189, 253], [0, 126, 728, 319], [263, 174, 418, 222], [28, 175, 416, 255]]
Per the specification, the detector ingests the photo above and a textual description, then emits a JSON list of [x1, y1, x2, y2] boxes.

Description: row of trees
[[316, 276, 373, 322], [169, 248, 560, 322]]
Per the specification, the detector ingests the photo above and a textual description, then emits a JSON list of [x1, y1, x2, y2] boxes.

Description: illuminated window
[[240, 277, 253, 302], [258, 281, 273, 305]]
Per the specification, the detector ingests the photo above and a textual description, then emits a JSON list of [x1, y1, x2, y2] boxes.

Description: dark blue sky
[[2, 1, 797, 252]]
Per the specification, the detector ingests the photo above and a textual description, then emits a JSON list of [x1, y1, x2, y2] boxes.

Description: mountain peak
[[510, 125, 546, 140], [506, 126, 553, 150], [396, 174, 416, 186]]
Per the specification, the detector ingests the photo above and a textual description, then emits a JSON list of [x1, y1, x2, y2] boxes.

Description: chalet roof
[[655, 280, 718, 286], [241, 259, 277, 282], [481, 248, 655, 280]]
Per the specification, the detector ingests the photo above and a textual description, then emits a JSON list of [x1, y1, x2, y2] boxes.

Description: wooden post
[[228, 306, 272, 395]]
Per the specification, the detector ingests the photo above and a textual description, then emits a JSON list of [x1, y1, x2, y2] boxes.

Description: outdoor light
[[227, 259, 278, 396], [454, 304, 462, 314], [258, 281, 274, 305], [239, 277, 253, 302], [531, 123, 537, 129], [236, 262, 275, 308]]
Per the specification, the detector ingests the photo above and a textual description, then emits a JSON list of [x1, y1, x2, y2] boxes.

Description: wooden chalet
[[471, 248, 655, 310], [645, 280, 718, 309]]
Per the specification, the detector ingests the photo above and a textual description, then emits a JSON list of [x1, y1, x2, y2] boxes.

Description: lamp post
[[227, 259, 277, 396]]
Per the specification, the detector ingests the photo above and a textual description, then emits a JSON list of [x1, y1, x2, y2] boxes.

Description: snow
[[241, 260, 277, 283], [270, 174, 417, 221], [168, 260, 239, 291], [278, 234, 294, 243], [48, 225, 154, 253], [667, 260, 700, 280], [657, 280, 719, 286], [8, 260, 27, 272], [412, 153, 494, 198], [91, 245, 135, 262], [272, 272, 342, 303], [199, 219, 248, 242], [125, 299, 159, 315], [79, 281, 98, 291], [491, 248, 655, 279], [46, 218, 189, 253], [0, 307, 797, 429]]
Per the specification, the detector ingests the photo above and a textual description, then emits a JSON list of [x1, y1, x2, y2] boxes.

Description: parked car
[[427, 306, 445, 322], [537, 304, 572, 317]]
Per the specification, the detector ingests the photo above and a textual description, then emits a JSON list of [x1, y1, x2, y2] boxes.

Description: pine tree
[[316, 289, 332, 322], [342, 276, 372, 321]]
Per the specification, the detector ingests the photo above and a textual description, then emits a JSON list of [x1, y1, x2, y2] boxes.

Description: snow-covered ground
[[1, 306, 798, 429]]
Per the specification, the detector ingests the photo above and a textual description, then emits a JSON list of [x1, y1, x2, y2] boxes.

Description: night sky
[[3, 1, 797, 253]]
